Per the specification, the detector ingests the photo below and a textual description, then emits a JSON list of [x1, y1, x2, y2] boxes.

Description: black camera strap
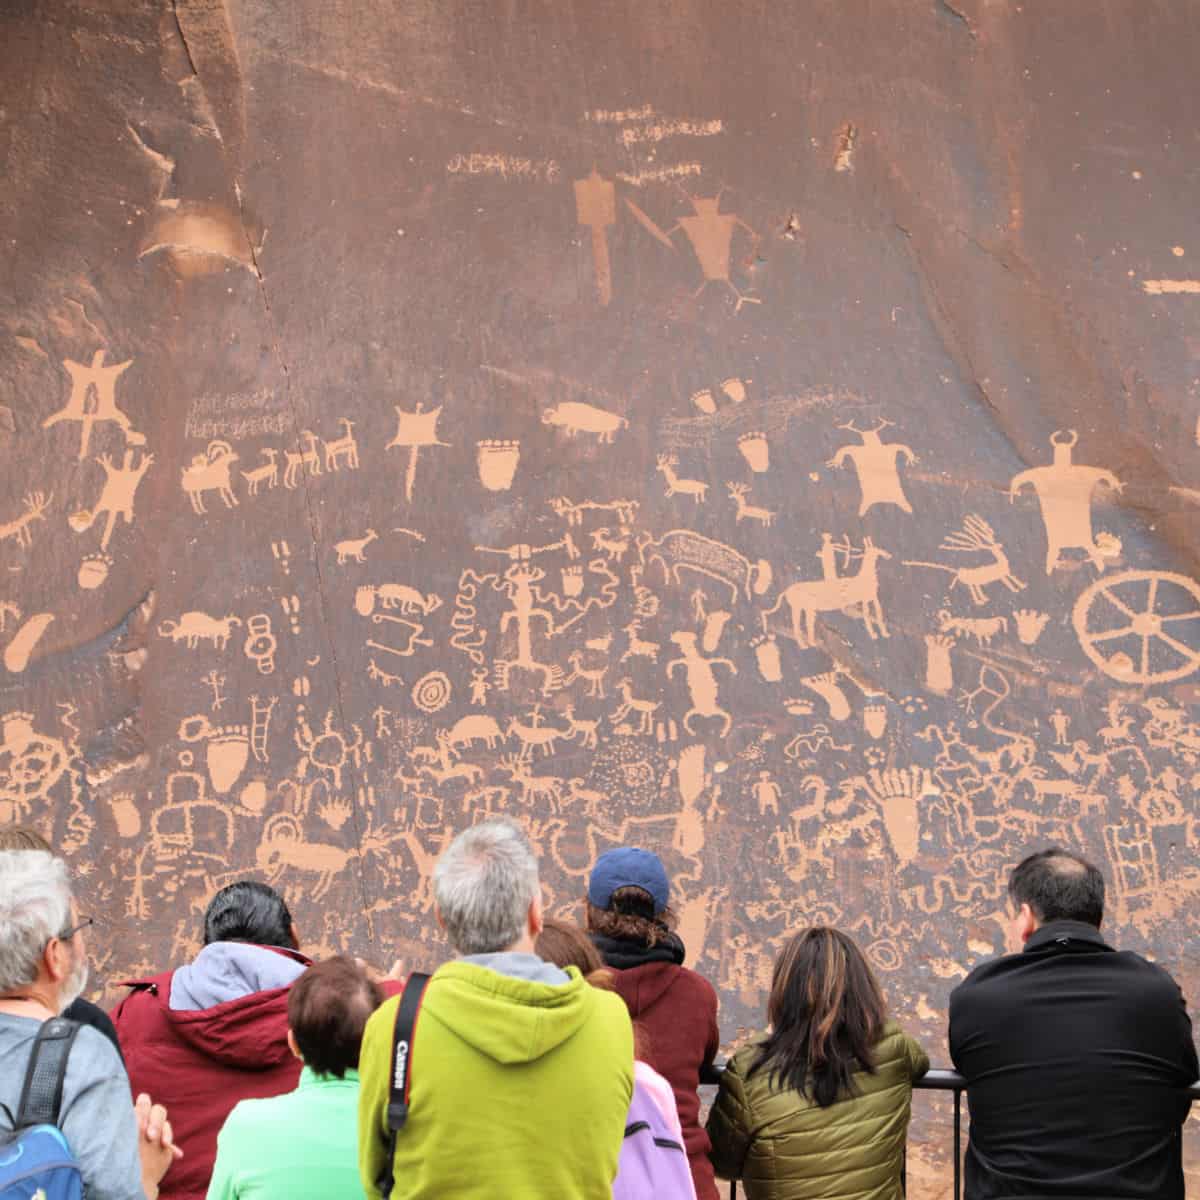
[[377, 972, 431, 1200]]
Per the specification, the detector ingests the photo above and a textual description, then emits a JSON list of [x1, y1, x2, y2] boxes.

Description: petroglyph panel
[[3, 2, 1200, 1192]]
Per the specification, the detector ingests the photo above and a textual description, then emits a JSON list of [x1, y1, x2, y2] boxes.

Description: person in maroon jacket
[[111, 881, 311, 1200], [586, 848, 720, 1200]]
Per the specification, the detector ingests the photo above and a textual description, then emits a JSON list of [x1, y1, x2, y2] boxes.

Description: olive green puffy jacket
[[706, 1021, 929, 1200]]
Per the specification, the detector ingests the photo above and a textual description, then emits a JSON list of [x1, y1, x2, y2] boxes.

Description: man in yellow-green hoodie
[[358, 818, 635, 1199]]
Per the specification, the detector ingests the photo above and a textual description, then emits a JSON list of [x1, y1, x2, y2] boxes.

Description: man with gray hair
[[0, 850, 180, 1199], [358, 819, 634, 1198]]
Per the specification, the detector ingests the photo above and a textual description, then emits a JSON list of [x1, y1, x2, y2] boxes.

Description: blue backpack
[[613, 1080, 696, 1200], [0, 1017, 84, 1200]]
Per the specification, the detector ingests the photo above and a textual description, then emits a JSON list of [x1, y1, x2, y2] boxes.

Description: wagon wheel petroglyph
[[1073, 570, 1200, 683]]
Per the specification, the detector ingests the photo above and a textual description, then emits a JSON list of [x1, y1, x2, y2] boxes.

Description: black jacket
[[949, 920, 1198, 1200]]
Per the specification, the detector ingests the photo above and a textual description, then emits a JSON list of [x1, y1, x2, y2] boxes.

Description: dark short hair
[[0, 826, 52, 852], [585, 887, 677, 948], [287, 956, 384, 1078], [203, 880, 296, 948], [1008, 848, 1105, 927]]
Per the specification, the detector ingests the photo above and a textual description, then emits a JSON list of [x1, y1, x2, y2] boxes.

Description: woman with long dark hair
[[707, 927, 928, 1199]]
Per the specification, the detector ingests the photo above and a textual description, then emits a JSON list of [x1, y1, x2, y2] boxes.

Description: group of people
[[0, 821, 1196, 1200]]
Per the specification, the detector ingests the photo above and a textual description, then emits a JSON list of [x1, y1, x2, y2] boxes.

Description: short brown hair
[[0, 826, 52, 852], [287, 956, 384, 1078]]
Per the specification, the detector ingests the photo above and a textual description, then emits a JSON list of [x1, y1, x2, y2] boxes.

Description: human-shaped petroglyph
[[1009, 430, 1122, 573], [0, 492, 52, 552], [44, 350, 138, 460], [754, 770, 781, 816], [469, 667, 490, 706], [761, 536, 891, 645], [241, 448, 279, 495], [904, 515, 1025, 606], [1013, 609, 1050, 645], [667, 631, 737, 737], [574, 168, 616, 305], [182, 441, 239, 513], [625, 190, 762, 311], [283, 431, 322, 489], [542, 400, 628, 444], [727, 482, 776, 527], [158, 611, 241, 650], [827, 418, 916, 515], [0, 711, 72, 825], [636, 528, 772, 603], [609, 678, 661, 734], [334, 529, 377, 565], [476, 441, 521, 491], [294, 708, 366, 791], [387, 404, 449, 501], [1073, 569, 1200, 683], [322, 419, 359, 472], [68, 449, 153, 588], [202, 670, 226, 711], [656, 455, 708, 503]]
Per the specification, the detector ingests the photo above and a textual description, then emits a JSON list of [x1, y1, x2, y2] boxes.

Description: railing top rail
[[701, 1061, 1200, 1099]]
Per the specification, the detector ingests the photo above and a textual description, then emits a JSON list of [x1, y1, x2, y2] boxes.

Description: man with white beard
[[0, 850, 181, 1199]]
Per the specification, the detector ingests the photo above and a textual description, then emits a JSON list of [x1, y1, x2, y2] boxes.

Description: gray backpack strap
[[16, 1017, 81, 1129]]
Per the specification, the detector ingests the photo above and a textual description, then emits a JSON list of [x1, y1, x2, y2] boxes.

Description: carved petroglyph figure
[[0, 492, 53, 552], [754, 771, 781, 816], [294, 709, 365, 791], [727, 483, 776, 527], [561, 705, 600, 749], [565, 651, 609, 698], [656, 455, 708, 503], [737, 431, 769, 473], [182, 442, 239, 513], [45, 350, 137, 459], [547, 497, 639, 527], [667, 631, 736, 737], [69, 448, 153, 580], [355, 584, 443, 617], [904, 516, 1025, 606], [334, 529, 377, 565], [924, 634, 955, 694], [507, 710, 572, 761], [412, 671, 452, 714], [637, 529, 772, 603], [0, 711, 69, 823], [1013, 609, 1050, 645], [158, 611, 241, 651], [476, 441, 521, 491], [590, 527, 630, 564], [498, 755, 564, 811], [937, 611, 1007, 646], [441, 714, 505, 755], [283, 431, 322, 489], [388, 404, 449, 501], [243, 614, 277, 674], [574, 168, 616, 306], [620, 621, 660, 664], [762, 538, 891, 645], [249, 695, 275, 762], [1073, 570, 1200, 683], [610, 678, 661, 734], [322, 418, 359, 471], [1009, 430, 1122, 573], [625, 191, 762, 311], [827, 418, 915, 515], [3, 613, 53, 674], [178, 714, 250, 796], [542, 401, 628, 444], [241, 448, 279, 495]]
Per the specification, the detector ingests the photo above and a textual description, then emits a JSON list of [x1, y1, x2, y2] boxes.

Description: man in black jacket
[[949, 847, 1197, 1199]]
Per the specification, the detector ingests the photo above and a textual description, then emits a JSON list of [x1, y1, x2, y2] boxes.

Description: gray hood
[[169, 941, 307, 1011], [459, 950, 570, 986]]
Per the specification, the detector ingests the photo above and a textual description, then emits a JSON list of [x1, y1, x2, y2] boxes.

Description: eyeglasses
[[56, 916, 94, 942]]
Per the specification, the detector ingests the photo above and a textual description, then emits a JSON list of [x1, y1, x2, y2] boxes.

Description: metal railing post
[[953, 1085, 962, 1200]]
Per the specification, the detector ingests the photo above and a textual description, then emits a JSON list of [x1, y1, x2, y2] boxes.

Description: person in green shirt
[[207, 956, 384, 1200]]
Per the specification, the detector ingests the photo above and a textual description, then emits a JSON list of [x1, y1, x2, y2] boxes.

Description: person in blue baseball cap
[[586, 848, 720, 1200]]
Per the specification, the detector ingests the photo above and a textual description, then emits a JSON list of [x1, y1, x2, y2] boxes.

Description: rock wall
[[2, 0, 1198, 1188]]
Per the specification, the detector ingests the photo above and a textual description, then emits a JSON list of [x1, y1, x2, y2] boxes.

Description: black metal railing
[[700, 1064, 1200, 1200]]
